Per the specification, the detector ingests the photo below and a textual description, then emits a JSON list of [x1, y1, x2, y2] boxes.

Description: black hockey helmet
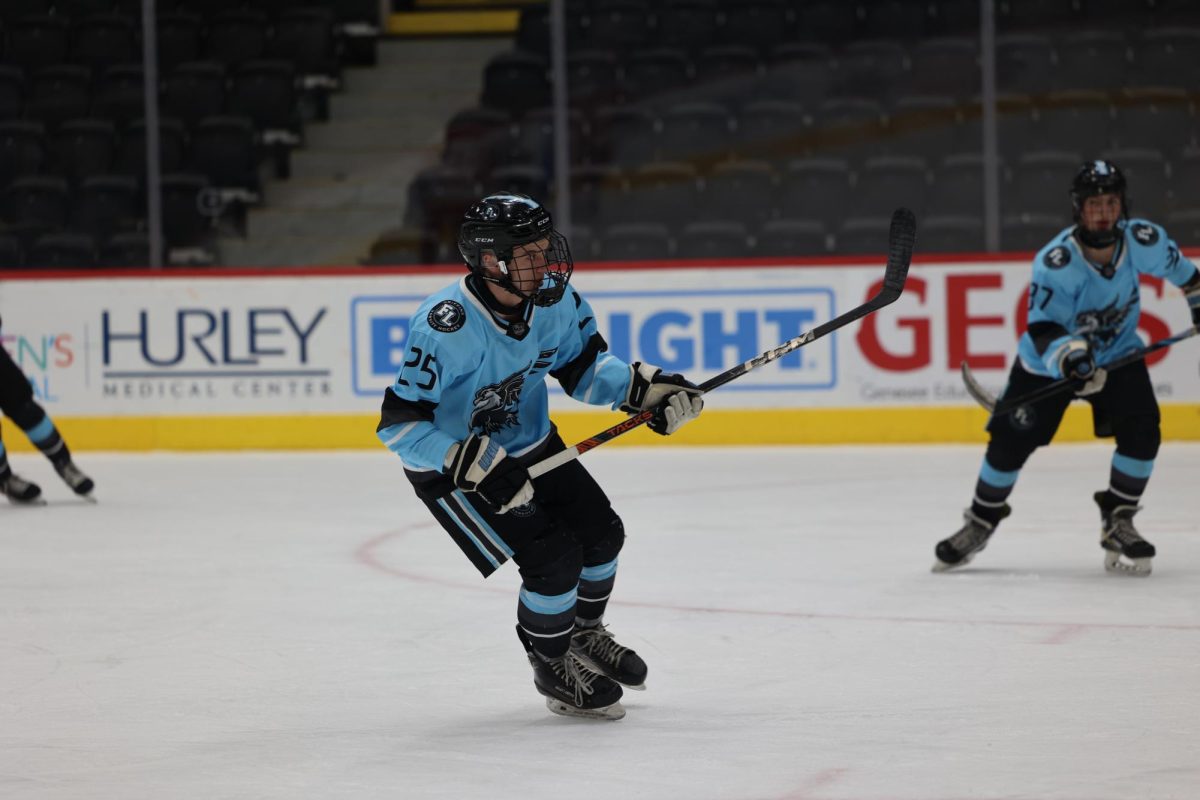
[[1070, 159, 1128, 247], [458, 192, 573, 307]]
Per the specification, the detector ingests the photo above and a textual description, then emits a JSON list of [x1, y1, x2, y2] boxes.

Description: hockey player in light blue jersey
[[376, 193, 704, 720], [934, 160, 1200, 576]]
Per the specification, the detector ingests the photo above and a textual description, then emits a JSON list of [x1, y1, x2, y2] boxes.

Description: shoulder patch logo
[[428, 300, 466, 333], [1043, 246, 1071, 269], [1131, 223, 1159, 246]]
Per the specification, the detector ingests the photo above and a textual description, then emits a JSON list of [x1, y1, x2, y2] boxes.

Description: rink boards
[[0, 256, 1197, 450]]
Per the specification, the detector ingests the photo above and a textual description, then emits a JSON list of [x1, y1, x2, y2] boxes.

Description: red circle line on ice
[[356, 528, 1200, 636]]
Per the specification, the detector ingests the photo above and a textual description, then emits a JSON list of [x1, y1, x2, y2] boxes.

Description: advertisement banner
[[1, 260, 1197, 446]]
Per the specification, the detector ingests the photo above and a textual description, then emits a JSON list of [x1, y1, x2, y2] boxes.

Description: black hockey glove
[[1059, 343, 1106, 397], [445, 433, 534, 513], [620, 362, 704, 436], [1184, 271, 1200, 330]]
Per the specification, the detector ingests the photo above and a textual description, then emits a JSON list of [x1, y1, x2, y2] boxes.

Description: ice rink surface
[[1, 443, 1198, 800]]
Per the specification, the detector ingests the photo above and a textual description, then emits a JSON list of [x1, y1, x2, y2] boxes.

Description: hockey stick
[[526, 207, 917, 480], [960, 327, 1198, 416]]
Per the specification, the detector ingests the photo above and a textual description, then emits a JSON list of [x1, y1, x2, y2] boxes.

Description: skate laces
[[3, 475, 32, 493], [574, 625, 628, 666], [57, 462, 86, 487], [550, 652, 599, 705], [948, 511, 993, 551], [1104, 507, 1144, 546]]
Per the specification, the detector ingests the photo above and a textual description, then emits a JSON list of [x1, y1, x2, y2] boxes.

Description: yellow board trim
[[388, 10, 519, 35], [415, 0, 539, 8], [6, 405, 1198, 452]]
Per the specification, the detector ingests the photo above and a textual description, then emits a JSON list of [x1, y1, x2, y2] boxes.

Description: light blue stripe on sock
[[519, 585, 577, 615], [435, 497, 499, 570], [580, 558, 618, 582], [979, 459, 1020, 488], [1112, 453, 1154, 479], [24, 417, 55, 445], [0, 441, 7, 458]]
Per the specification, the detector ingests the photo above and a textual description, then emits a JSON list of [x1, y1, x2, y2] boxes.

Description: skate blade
[[545, 697, 625, 721], [1104, 552, 1152, 576], [5, 495, 47, 507], [79, 493, 98, 504], [932, 554, 974, 573]]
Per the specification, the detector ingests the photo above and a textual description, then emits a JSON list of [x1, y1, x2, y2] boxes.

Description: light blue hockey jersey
[[377, 276, 634, 473], [1016, 218, 1198, 378]]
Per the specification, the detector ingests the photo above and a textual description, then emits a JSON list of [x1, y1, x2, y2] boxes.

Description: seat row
[[495, 27, 1200, 114], [1, 59, 305, 132], [516, 0, 1200, 55], [443, 92, 1200, 177], [0, 0, 378, 21], [1, 8, 346, 81], [0, 229, 159, 269], [0, 172, 216, 268], [408, 148, 1200, 236], [369, 208, 1200, 267], [2, 114, 272, 195]]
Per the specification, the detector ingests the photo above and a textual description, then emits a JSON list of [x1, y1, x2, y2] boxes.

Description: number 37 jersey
[[1017, 219, 1198, 377], [376, 276, 634, 473]]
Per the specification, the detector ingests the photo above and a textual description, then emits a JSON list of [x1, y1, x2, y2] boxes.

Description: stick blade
[[959, 360, 997, 412], [883, 207, 916, 297]]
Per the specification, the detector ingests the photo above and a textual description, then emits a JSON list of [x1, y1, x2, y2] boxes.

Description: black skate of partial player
[[933, 505, 1011, 572], [571, 623, 647, 690], [55, 459, 95, 501], [517, 626, 625, 720], [1, 471, 44, 505], [1095, 491, 1154, 576]]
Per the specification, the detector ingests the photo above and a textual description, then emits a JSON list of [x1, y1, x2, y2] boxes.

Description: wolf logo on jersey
[[1075, 290, 1137, 348], [471, 369, 527, 433]]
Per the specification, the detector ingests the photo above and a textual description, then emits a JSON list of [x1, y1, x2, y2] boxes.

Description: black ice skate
[[933, 504, 1010, 572], [55, 460, 95, 502], [1, 473, 45, 505], [1095, 492, 1154, 576], [517, 626, 624, 721], [571, 623, 647, 691]]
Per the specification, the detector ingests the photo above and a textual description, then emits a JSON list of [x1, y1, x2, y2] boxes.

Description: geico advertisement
[[856, 268, 1198, 407], [0, 263, 1197, 416]]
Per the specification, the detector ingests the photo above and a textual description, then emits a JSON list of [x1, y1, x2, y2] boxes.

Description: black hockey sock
[[517, 584, 577, 659], [576, 558, 618, 625], [16, 405, 71, 468], [1106, 453, 1153, 505], [969, 458, 1019, 525], [0, 441, 11, 482]]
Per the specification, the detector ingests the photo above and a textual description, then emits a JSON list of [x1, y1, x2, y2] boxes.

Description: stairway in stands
[[222, 0, 519, 267]]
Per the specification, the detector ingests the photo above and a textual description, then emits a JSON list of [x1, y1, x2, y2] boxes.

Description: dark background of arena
[[2, 0, 1199, 269]]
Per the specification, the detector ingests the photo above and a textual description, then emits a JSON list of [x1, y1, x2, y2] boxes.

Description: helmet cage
[[458, 194, 574, 307]]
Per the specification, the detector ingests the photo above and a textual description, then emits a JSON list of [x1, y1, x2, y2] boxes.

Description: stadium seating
[[675, 220, 750, 259], [0, 0, 381, 269], [698, 159, 776, 229], [921, 215, 985, 253], [381, 0, 1200, 264], [755, 218, 828, 256], [776, 157, 852, 230], [598, 222, 672, 260]]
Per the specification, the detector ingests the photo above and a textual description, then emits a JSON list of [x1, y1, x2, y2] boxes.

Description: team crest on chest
[[1075, 291, 1136, 348], [471, 368, 527, 433], [428, 300, 466, 332]]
